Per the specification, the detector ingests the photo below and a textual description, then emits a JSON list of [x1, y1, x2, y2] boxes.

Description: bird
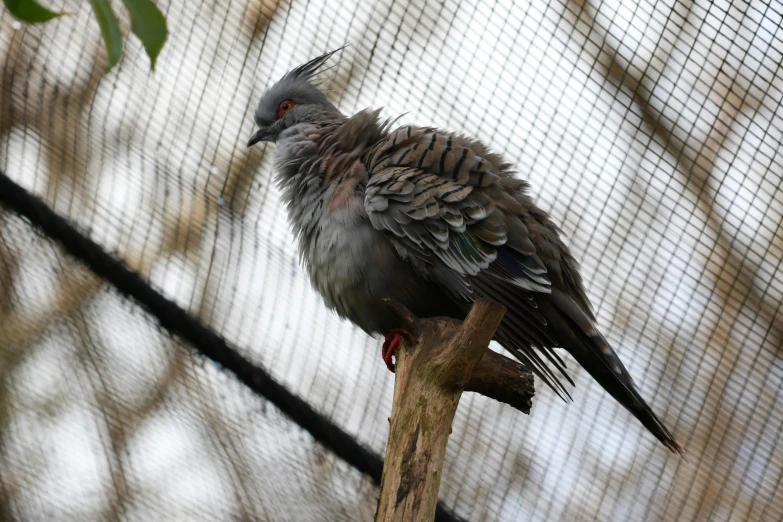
[[247, 48, 683, 456]]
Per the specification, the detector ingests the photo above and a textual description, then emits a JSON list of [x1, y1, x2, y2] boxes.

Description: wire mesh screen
[[1, 0, 782, 520]]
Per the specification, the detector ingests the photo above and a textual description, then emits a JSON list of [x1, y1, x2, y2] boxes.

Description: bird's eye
[[276, 100, 295, 119]]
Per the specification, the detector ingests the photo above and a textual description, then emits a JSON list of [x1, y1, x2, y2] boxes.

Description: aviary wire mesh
[[1, 0, 782, 520]]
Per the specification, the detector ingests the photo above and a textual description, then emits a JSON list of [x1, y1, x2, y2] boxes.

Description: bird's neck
[[273, 110, 390, 250], [273, 124, 331, 244]]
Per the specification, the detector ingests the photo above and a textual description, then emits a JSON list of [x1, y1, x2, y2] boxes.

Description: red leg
[[381, 331, 402, 373]]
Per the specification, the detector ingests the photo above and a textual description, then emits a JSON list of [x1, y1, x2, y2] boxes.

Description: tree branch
[[376, 299, 525, 522]]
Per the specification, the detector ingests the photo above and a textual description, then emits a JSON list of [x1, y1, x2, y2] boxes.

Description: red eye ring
[[277, 99, 295, 119]]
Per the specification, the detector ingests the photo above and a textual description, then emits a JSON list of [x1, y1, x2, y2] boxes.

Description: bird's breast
[[279, 133, 447, 334], [302, 203, 391, 332], [305, 207, 367, 298]]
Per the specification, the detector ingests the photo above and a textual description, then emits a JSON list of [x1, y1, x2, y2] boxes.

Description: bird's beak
[[247, 127, 270, 147]]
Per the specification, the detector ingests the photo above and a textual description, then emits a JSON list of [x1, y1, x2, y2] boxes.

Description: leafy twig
[[4, 0, 168, 72]]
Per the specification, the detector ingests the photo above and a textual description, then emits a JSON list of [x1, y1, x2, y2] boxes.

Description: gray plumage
[[248, 49, 683, 456]]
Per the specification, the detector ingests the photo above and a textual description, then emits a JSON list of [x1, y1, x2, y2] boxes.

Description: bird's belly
[[304, 219, 452, 335]]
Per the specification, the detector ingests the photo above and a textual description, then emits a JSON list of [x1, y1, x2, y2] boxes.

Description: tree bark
[[375, 299, 511, 522]]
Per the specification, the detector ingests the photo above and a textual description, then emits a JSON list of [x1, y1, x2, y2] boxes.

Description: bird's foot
[[381, 330, 404, 373]]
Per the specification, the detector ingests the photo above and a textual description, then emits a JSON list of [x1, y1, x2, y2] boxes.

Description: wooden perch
[[375, 299, 534, 522], [465, 347, 535, 414]]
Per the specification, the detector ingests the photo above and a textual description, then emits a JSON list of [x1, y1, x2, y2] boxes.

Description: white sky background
[[1, 0, 782, 520]]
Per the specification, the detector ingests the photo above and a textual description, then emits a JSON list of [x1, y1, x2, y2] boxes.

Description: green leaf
[[3, 0, 64, 23], [88, 0, 124, 72], [121, 0, 168, 71]]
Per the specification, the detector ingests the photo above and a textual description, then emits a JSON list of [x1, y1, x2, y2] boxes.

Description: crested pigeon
[[247, 48, 683, 455]]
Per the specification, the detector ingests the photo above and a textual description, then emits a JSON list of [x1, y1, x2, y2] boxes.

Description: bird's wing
[[363, 125, 590, 396], [361, 125, 684, 453]]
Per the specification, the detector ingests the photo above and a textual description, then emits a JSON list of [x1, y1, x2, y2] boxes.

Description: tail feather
[[471, 275, 684, 456], [546, 291, 685, 457], [568, 331, 685, 457]]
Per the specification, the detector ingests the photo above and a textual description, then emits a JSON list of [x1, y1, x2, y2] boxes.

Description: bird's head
[[247, 48, 344, 147]]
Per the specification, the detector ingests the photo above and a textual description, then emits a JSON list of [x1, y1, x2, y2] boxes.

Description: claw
[[381, 330, 403, 372]]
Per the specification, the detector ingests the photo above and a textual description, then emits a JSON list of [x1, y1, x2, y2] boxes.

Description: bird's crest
[[284, 46, 346, 84]]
